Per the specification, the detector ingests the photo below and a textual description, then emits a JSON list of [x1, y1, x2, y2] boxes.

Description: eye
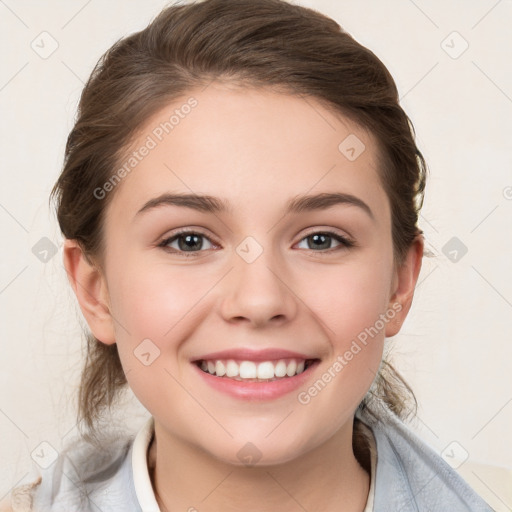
[[296, 231, 354, 252], [158, 230, 216, 255], [158, 229, 354, 256]]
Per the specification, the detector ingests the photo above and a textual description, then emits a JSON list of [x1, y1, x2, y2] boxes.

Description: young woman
[[2, 0, 493, 510]]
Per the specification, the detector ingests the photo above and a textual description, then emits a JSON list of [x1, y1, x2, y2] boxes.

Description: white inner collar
[[132, 416, 160, 512]]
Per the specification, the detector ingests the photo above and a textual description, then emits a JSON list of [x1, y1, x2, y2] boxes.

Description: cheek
[[105, 260, 218, 381], [304, 253, 393, 346], [295, 276, 388, 435], [105, 265, 195, 410], [108, 257, 213, 339], [300, 251, 392, 396]]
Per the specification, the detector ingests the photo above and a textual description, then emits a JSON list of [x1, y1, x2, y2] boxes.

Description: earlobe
[[62, 239, 116, 345], [385, 234, 424, 337]]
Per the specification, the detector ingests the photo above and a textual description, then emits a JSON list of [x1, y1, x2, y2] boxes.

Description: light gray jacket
[[4, 404, 494, 511]]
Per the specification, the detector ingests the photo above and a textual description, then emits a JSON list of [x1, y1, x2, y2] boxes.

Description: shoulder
[[356, 403, 494, 512], [3, 434, 138, 512]]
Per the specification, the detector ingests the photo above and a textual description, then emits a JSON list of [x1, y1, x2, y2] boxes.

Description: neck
[[148, 418, 371, 512]]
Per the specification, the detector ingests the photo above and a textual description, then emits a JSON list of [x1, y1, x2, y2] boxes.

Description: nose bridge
[[219, 236, 297, 326]]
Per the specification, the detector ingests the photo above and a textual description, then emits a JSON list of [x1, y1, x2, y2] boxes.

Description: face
[[84, 83, 411, 465]]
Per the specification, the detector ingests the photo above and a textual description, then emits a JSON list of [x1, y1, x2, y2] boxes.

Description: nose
[[219, 247, 298, 328]]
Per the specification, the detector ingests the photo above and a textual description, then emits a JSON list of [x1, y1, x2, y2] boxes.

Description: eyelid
[[157, 228, 220, 252], [298, 227, 355, 244]]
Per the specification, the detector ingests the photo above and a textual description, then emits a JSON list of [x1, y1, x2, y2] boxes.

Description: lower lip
[[192, 361, 319, 401]]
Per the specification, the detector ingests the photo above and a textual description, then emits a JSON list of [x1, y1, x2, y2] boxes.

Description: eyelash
[[157, 229, 355, 257]]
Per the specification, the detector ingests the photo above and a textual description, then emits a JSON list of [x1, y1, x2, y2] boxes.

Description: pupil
[[310, 233, 330, 250], [180, 234, 202, 251]]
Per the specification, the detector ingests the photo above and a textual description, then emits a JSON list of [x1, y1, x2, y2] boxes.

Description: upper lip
[[192, 348, 318, 362]]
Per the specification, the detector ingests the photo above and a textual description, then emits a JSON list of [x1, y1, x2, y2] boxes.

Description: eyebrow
[[136, 191, 374, 220]]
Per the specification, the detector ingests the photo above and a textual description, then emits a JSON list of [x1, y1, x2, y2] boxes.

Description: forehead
[[109, 83, 389, 224]]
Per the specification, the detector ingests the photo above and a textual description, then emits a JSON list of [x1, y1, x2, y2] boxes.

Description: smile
[[196, 358, 316, 382]]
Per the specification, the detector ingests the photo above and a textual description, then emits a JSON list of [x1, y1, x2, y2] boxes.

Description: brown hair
[[52, 0, 426, 437]]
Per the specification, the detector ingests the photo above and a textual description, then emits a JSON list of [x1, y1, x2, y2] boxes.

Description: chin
[[201, 433, 314, 469]]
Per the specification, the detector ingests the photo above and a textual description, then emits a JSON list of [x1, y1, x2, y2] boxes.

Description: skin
[[64, 83, 423, 512]]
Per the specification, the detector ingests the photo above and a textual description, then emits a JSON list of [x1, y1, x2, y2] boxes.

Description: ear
[[62, 239, 116, 345], [385, 234, 424, 337]]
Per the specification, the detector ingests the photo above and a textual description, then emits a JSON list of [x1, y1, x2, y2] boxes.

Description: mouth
[[194, 357, 319, 382], [191, 348, 321, 400]]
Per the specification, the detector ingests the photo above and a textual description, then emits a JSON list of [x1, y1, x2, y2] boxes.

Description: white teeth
[[198, 358, 312, 380], [257, 361, 275, 379], [215, 361, 226, 377], [286, 360, 297, 377], [274, 360, 287, 377], [226, 360, 239, 378], [239, 361, 257, 379]]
